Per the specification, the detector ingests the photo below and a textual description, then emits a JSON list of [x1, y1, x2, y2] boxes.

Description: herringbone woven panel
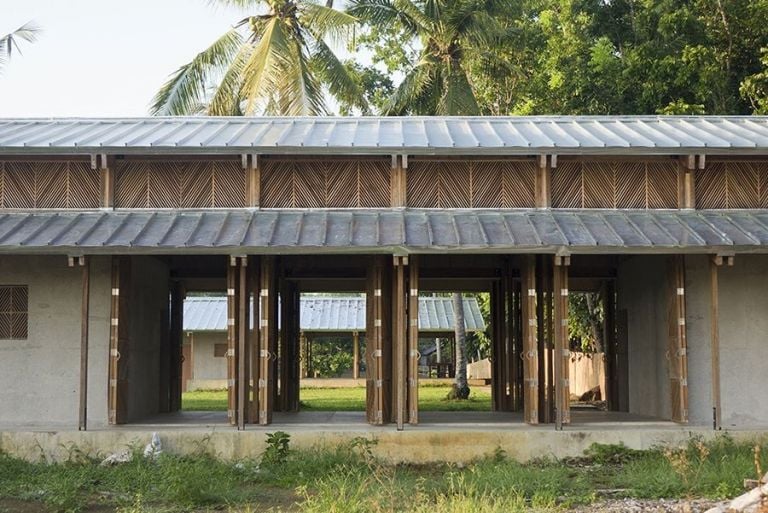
[[405, 161, 439, 208], [583, 162, 614, 208], [552, 162, 582, 208], [327, 161, 358, 208], [359, 161, 390, 208], [3, 162, 36, 208], [727, 162, 759, 208], [67, 162, 100, 208], [180, 162, 213, 208], [150, 162, 182, 208], [35, 162, 68, 208], [115, 162, 149, 208], [695, 164, 728, 209], [646, 162, 678, 209], [213, 161, 246, 208]]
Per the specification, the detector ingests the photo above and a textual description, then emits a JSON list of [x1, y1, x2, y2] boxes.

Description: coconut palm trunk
[[451, 292, 470, 399]]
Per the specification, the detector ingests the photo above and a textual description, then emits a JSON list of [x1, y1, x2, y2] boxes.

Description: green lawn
[[182, 385, 492, 412]]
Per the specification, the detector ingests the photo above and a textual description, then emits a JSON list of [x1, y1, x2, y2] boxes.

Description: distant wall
[[0, 255, 111, 428], [616, 255, 671, 420], [189, 331, 228, 390]]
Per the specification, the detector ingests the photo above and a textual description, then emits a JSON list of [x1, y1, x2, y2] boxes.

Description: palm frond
[[240, 18, 292, 114], [208, 45, 252, 115], [278, 39, 326, 115], [151, 29, 243, 115], [0, 21, 41, 62], [381, 61, 435, 114], [300, 3, 357, 45], [311, 38, 369, 114], [347, 0, 420, 34]]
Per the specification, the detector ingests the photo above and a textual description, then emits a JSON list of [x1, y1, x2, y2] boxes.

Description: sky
[[0, 0, 249, 117]]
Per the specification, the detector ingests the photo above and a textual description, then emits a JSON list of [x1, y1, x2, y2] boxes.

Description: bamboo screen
[[552, 160, 678, 209], [114, 160, 246, 208], [406, 160, 536, 208], [0, 161, 99, 209], [261, 159, 390, 208], [696, 161, 768, 209]]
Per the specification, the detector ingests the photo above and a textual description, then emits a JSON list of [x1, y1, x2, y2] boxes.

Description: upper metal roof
[[1, 116, 768, 155], [183, 295, 485, 332], [1, 209, 768, 254]]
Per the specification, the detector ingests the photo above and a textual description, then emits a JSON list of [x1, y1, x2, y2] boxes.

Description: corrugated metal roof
[[1, 116, 768, 155], [1, 209, 768, 253], [183, 296, 486, 332]]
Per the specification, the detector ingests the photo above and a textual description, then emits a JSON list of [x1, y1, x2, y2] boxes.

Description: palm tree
[[451, 292, 470, 399], [152, 0, 366, 116], [1, 21, 40, 72], [348, 0, 503, 115]]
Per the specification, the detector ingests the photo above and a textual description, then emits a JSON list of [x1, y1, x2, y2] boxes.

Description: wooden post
[[226, 258, 238, 425], [536, 155, 552, 208], [259, 256, 277, 425], [246, 154, 261, 207], [553, 255, 570, 430], [99, 154, 114, 209], [393, 256, 407, 430], [248, 256, 260, 424], [668, 255, 689, 423], [603, 281, 617, 410], [679, 155, 696, 209], [237, 256, 250, 429], [108, 256, 130, 425], [353, 331, 360, 379], [391, 155, 407, 207], [521, 255, 539, 424], [71, 256, 90, 431], [300, 332, 308, 379], [407, 255, 419, 424], [709, 255, 727, 430]]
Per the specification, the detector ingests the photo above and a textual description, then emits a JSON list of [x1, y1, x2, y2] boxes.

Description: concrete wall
[[0, 255, 111, 428], [685, 254, 768, 428], [616, 255, 671, 420], [185, 331, 228, 391], [125, 256, 170, 422]]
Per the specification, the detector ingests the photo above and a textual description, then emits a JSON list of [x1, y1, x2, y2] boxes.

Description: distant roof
[[1, 209, 768, 254], [183, 296, 486, 333], [1, 116, 768, 155]]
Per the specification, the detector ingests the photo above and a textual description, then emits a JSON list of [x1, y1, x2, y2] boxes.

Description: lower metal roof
[[0, 209, 768, 254], [183, 296, 485, 332]]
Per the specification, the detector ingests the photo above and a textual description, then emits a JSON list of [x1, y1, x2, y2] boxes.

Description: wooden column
[[391, 155, 407, 207], [71, 256, 90, 431], [169, 280, 184, 412], [521, 255, 539, 424], [108, 256, 130, 425], [366, 256, 392, 425], [668, 255, 689, 424], [300, 332, 308, 379], [99, 154, 114, 209], [536, 155, 552, 208], [226, 258, 238, 425], [553, 255, 570, 430], [259, 256, 278, 425], [709, 254, 732, 430], [245, 154, 261, 207], [407, 256, 420, 425], [393, 256, 407, 430], [537, 255, 555, 423], [353, 332, 360, 380], [679, 155, 697, 209], [237, 257, 250, 429]]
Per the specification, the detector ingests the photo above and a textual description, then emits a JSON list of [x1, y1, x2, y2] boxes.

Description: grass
[[182, 384, 493, 412], [0, 435, 765, 512]]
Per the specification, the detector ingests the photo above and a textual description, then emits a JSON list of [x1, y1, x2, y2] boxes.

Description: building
[[0, 116, 766, 432], [181, 295, 485, 390]]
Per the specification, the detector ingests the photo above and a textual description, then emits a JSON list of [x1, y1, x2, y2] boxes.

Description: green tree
[[1, 21, 40, 73], [152, 0, 365, 115], [348, 0, 506, 115]]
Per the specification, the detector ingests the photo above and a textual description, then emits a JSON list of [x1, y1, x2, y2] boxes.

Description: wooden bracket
[[712, 254, 734, 267], [554, 254, 571, 267], [68, 255, 86, 267]]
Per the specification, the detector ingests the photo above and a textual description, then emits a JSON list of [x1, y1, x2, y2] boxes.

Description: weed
[[263, 431, 291, 466]]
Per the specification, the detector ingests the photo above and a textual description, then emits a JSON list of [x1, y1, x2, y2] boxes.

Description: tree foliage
[[354, 0, 768, 115], [0, 21, 40, 73]]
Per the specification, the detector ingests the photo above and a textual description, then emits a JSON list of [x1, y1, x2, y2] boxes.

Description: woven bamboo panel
[[359, 161, 390, 207], [262, 160, 389, 208], [552, 162, 582, 208], [0, 286, 28, 339], [405, 161, 440, 208], [115, 160, 244, 208], [0, 161, 100, 209], [213, 161, 245, 208], [553, 160, 678, 209], [695, 164, 728, 209], [472, 161, 536, 208], [696, 161, 768, 209], [645, 162, 678, 209], [615, 162, 646, 208]]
